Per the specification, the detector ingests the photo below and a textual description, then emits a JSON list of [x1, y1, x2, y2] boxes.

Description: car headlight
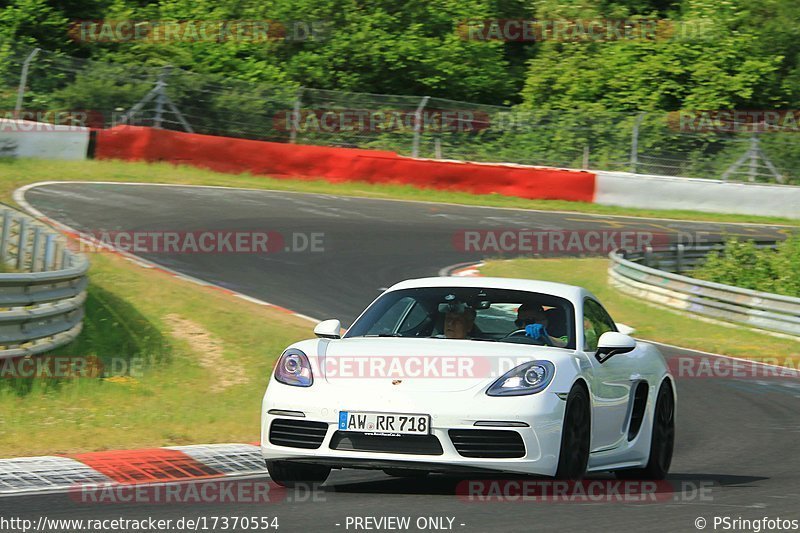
[[275, 349, 313, 387], [486, 361, 555, 396]]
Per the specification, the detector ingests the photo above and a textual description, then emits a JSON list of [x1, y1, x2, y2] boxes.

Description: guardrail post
[[675, 244, 684, 274], [43, 234, 56, 271], [16, 218, 29, 270], [30, 227, 43, 272], [644, 246, 653, 268], [0, 210, 10, 263]]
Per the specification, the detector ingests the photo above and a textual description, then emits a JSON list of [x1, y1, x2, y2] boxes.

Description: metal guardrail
[[608, 242, 800, 337], [0, 206, 89, 359]]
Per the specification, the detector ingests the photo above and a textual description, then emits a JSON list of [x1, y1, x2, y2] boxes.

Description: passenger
[[444, 307, 477, 339], [515, 303, 568, 347]]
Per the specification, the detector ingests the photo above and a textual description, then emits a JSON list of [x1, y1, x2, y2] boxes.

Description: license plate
[[338, 411, 430, 435]]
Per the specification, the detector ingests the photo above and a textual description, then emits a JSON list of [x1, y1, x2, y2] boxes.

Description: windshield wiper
[[363, 333, 404, 337]]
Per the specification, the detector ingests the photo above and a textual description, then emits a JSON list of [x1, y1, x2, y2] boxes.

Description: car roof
[[386, 276, 593, 303]]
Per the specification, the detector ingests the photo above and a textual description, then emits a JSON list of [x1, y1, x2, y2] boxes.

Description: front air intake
[[269, 419, 328, 449], [449, 429, 525, 458]]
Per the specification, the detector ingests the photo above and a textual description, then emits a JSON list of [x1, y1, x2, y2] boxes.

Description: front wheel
[[266, 460, 331, 487], [617, 380, 675, 480], [554, 383, 591, 480]]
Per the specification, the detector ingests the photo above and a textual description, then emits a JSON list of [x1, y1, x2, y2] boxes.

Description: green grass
[[0, 251, 312, 457], [0, 158, 797, 226], [481, 257, 800, 363]]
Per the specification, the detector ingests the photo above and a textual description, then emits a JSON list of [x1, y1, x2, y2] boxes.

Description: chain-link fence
[[3, 46, 799, 184]]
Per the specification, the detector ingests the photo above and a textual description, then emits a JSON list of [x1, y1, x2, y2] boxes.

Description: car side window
[[583, 299, 616, 351]]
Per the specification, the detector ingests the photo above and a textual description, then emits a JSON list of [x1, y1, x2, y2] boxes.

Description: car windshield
[[345, 287, 575, 348]]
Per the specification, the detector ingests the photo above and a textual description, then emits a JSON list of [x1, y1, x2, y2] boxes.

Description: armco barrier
[[94, 126, 597, 202], [595, 171, 800, 219], [0, 206, 89, 359], [608, 244, 800, 337]]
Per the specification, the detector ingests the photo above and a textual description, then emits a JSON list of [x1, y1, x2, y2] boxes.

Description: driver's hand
[[525, 323, 546, 340]]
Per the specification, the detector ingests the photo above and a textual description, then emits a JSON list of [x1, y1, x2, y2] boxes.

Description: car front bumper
[[260, 383, 567, 477]]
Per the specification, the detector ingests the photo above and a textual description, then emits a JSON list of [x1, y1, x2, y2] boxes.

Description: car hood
[[302, 336, 572, 393]]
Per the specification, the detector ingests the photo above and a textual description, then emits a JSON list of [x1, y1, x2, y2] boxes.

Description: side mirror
[[595, 332, 636, 363], [314, 319, 341, 339]]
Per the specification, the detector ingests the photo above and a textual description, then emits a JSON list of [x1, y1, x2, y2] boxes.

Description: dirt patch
[[164, 314, 248, 392]]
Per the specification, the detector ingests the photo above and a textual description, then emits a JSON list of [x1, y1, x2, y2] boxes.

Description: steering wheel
[[501, 329, 554, 346]]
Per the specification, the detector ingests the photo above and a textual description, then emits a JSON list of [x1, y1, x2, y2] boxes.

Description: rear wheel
[[266, 460, 331, 487], [554, 383, 591, 480], [617, 380, 675, 480]]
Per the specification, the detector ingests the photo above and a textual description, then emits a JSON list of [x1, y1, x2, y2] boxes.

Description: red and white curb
[[0, 444, 266, 495], [438, 261, 484, 277]]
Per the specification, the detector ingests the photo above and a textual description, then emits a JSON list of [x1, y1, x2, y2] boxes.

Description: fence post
[[153, 67, 169, 129], [675, 243, 684, 274], [14, 48, 41, 116], [630, 112, 646, 174], [16, 219, 29, 270], [582, 145, 590, 169], [411, 96, 430, 158], [290, 87, 303, 144], [0, 210, 11, 263]]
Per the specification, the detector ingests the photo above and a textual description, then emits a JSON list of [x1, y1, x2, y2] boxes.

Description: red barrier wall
[[95, 126, 596, 202]]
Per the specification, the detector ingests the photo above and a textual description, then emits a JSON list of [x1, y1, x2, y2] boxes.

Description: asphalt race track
[[3, 182, 799, 532]]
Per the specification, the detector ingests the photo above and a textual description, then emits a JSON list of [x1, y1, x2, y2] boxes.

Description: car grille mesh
[[268, 419, 328, 449], [449, 429, 526, 458], [329, 431, 444, 455]]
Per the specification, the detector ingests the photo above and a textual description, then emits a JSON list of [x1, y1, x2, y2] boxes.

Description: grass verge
[[481, 257, 800, 363], [0, 251, 311, 458], [0, 158, 797, 226]]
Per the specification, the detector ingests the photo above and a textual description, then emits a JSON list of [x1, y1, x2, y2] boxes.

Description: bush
[[692, 235, 800, 297]]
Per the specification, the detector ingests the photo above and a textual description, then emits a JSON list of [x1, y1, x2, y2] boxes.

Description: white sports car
[[261, 277, 675, 486]]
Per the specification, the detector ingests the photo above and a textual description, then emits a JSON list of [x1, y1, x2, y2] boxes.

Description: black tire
[[554, 383, 591, 480], [617, 380, 675, 480], [383, 468, 429, 478], [266, 460, 331, 487]]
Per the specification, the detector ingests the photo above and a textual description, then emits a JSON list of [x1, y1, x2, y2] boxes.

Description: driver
[[515, 303, 568, 347], [444, 306, 476, 339]]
